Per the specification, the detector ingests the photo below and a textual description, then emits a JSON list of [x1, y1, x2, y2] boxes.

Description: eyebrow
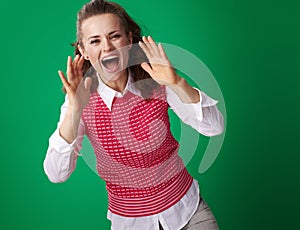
[[88, 30, 120, 40]]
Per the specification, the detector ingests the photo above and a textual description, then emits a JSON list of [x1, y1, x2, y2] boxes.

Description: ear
[[78, 44, 89, 60], [128, 32, 133, 50]]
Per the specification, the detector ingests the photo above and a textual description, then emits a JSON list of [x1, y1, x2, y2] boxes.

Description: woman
[[43, 0, 224, 229]]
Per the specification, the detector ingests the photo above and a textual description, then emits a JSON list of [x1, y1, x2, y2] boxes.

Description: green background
[[1, 0, 299, 229]]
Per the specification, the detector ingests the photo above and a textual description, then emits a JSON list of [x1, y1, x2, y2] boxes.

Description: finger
[[139, 40, 151, 58], [142, 35, 149, 44], [74, 54, 80, 68], [158, 43, 168, 60], [73, 54, 80, 76], [58, 70, 70, 89], [66, 56, 74, 80], [141, 62, 153, 76], [84, 77, 92, 92], [147, 36, 158, 49], [76, 56, 84, 79], [146, 36, 160, 56], [142, 36, 155, 55], [78, 55, 85, 72]]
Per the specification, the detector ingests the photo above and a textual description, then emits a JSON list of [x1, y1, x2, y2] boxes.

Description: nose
[[102, 38, 114, 52]]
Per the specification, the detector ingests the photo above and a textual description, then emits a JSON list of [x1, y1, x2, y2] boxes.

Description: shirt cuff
[[198, 89, 219, 107], [167, 87, 203, 122]]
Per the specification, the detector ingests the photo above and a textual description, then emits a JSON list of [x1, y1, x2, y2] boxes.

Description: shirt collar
[[96, 71, 142, 110]]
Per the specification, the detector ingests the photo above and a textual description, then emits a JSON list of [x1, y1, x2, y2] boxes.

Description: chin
[[101, 69, 128, 84]]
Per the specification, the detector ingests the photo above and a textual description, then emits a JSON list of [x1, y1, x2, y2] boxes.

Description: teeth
[[102, 55, 118, 62]]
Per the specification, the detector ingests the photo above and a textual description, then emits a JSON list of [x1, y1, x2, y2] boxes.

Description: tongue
[[103, 58, 119, 70]]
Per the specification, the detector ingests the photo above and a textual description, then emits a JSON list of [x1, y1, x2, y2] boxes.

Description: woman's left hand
[[139, 36, 180, 86]]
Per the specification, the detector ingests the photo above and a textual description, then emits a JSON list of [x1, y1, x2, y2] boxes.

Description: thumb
[[84, 77, 92, 92], [141, 62, 153, 76]]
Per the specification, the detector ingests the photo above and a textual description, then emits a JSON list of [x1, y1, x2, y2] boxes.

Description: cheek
[[116, 37, 131, 47], [85, 49, 102, 71], [87, 48, 101, 60]]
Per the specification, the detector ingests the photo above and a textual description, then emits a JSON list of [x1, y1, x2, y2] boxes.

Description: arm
[[166, 86, 224, 136], [139, 36, 224, 136], [43, 97, 85, 183], [44, 55, 91, 183]]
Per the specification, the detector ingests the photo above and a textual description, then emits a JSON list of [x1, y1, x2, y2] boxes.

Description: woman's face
[[80, 13, 132, 83]]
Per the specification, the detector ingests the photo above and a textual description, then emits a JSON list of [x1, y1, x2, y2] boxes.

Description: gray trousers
[[159, 197, 219, 230]]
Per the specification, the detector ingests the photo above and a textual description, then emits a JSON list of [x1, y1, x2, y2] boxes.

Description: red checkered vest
[[82, 86, 193, 217]]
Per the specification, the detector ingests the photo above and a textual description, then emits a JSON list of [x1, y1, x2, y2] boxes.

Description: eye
[[110, 34, 121, 40], [90, 39, 100, 44]]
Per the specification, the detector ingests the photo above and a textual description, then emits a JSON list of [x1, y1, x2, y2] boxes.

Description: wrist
[[67, 103, 83, 116], [169, 76, 185, 90], [168, 77, 200, 103]]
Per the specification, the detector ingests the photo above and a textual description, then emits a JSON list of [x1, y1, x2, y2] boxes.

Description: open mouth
[[101, 54, 120, 73]]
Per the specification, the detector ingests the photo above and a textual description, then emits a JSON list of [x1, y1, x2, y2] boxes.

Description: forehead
[[81, 13, 123, 38]]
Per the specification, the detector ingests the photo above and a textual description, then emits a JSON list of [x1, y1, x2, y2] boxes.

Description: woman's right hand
[[58, 55, 92, 112]]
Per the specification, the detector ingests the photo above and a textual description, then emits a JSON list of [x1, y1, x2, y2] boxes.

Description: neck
[[100, 69, 129, 93]]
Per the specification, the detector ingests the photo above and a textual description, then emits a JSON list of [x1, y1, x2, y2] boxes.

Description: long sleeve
[[166, 87, 224, 136], [43, 95, 85, 183]]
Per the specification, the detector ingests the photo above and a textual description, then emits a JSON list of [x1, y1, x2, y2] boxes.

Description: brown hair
[[70, 0, 160, 98]]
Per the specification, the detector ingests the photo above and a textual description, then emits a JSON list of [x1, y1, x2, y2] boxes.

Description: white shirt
[[43, 73, 224, 230]]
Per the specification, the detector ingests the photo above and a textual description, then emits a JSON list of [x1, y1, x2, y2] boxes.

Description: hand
[[58, 55, 92, 111], [139, 36, 180, 86]]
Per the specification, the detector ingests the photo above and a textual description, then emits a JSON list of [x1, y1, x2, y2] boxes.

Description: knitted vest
[[82, 86, 193, 217]]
